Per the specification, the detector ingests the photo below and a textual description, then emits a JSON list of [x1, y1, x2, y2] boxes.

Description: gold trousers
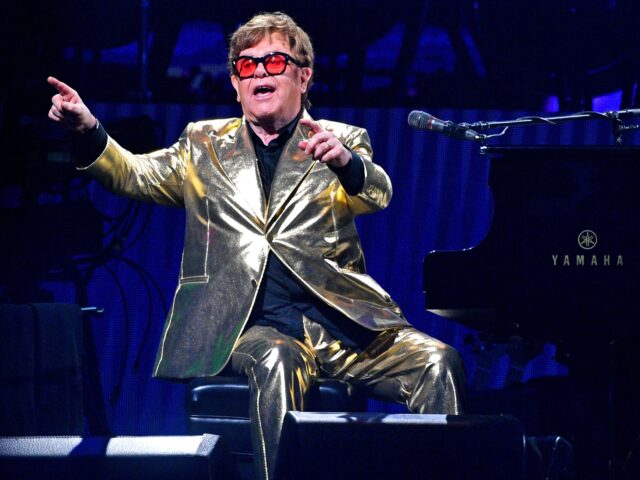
[[231, 318, 466, 480]]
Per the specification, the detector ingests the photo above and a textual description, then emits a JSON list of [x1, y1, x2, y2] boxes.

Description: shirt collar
[[247, 110, 303, 148]]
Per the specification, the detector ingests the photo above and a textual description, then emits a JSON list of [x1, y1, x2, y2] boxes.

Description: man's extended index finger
[[47, 76, 76, 96], [299, 118, 323, 134]]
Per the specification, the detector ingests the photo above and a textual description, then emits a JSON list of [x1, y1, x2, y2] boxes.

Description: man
[[48, 12, 466, 480]]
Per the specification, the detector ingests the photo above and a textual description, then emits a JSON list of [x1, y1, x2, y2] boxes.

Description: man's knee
[[260, 340, 308, 369], [433, 342, 464, 374], [235, 332, 316, 381], [404, 329, 464, 375]]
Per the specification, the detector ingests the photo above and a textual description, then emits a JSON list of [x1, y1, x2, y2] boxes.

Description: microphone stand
[[461, 109, 640, 145]]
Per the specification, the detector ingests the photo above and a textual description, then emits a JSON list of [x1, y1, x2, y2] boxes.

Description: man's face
[[231, 34, 312, 131]]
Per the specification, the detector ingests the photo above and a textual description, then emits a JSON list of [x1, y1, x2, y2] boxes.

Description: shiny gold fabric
[[231, 318, 467, 480], [81, 110, 410, 378]]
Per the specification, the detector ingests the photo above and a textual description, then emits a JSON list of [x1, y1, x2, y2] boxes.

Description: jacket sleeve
[[79, 123, 192, 207], [341, 126, 393, 215]]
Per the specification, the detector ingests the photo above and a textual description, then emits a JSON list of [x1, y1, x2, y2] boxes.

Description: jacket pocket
[[179, 275, 209, 284]]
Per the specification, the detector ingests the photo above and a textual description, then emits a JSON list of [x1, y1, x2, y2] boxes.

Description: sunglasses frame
[[232, 51, 304, 79]]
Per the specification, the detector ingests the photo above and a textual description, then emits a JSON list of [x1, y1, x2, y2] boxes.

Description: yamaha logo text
[[551, 230, 624, 267]]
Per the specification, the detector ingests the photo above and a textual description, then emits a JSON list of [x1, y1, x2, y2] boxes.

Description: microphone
[[408, 110, 481, 141]]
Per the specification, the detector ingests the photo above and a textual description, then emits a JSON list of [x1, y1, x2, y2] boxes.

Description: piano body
[[424, 146, 640, 345], [424, 146, 640, 479]]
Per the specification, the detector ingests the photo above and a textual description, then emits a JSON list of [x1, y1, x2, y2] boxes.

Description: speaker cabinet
[[0, 435, 232, 480], [276, 413, 526, 480]]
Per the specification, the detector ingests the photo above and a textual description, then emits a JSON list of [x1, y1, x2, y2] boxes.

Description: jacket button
[[251, 279, 258, 288]]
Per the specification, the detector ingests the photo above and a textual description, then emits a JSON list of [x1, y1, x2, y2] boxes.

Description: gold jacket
[[83, 110, 409, 378]]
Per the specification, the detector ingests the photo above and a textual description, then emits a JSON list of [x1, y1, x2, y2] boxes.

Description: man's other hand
[[47, 76, 97, 133], [298, 118, 351, 168]]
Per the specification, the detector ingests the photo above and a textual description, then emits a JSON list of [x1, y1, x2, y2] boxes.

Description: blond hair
[[228, 12, 314, 108]]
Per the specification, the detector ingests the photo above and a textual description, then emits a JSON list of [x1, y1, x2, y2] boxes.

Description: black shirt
[[246, 114, 376, 349]]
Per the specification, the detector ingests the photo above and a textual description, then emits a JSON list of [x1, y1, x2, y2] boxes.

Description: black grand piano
[[424, 146, 640, 479]]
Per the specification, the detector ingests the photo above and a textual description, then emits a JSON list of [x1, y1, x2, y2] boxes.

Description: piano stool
[[186, 376, 367, 478]]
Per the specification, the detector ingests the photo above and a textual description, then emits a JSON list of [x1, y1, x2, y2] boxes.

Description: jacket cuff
[[329, 150, 365, 195], [74, 120, 108, 167]]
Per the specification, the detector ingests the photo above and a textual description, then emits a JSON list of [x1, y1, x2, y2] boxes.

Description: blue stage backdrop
[[46, 103, 625, 435]]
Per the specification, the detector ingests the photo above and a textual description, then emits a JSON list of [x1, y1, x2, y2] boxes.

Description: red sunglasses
[[232, 51, 304, 79]]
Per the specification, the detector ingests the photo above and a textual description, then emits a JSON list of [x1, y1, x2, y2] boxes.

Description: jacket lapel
[[212, 120, 267, 223], [266, 112, 316, 225]]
